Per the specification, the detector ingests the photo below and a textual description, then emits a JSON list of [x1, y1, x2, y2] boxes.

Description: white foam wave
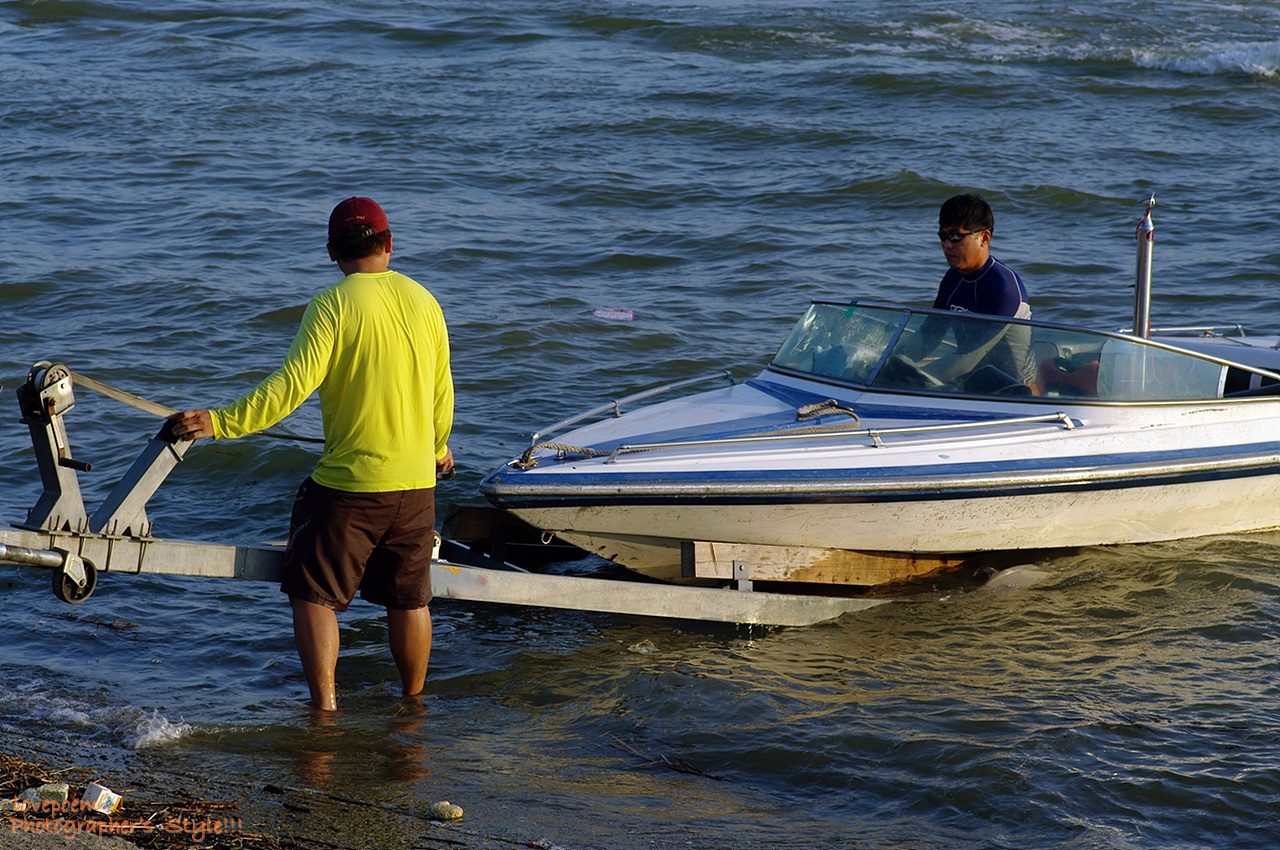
[[47, 706, 95, 728], [128, 710, 194, 749], [1134, 41, 1280, 78], [0, 680, 194, 748]]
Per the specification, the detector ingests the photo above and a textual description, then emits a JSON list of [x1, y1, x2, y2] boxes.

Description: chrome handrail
[[530, 370, 735, 446], [1120, 324, 1249, 338], [604, 411, 1077, 462]]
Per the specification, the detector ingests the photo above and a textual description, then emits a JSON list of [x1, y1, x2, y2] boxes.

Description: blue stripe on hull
[[481, 444, 1280, 509]]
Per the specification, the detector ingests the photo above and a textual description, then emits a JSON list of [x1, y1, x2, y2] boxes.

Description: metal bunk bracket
[[15, 361, 91, 533], [87, 425, 191, 540], [10, 361, 191, 600], [16, 361, 191, 539]]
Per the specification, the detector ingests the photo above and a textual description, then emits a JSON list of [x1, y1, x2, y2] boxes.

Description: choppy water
[[3, 1, 1280, 848]]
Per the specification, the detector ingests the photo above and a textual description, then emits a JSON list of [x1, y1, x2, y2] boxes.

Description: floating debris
[[591, 307, 635, 321], [627, 639, 658, 654], [606, 733, 720, 779], [982, 564, 1052, 592]]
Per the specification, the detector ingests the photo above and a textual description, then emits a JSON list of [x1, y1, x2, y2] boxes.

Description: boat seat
[[1223, 366, 1280, 397], [1036, 356, 1100, 398], [1224, 379, 1280, 398]]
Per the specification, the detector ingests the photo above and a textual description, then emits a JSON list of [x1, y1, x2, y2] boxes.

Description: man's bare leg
[[291, 596, 340, 711], [387, 605, 432, 698]]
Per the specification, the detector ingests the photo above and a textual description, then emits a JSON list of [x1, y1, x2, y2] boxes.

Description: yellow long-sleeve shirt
[[210, 270, 453, 492]]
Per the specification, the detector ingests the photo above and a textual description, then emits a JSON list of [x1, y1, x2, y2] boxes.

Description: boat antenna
[[1132, 194, 1156, 338]]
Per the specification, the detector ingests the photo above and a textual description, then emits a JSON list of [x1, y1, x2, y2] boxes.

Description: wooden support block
[[682, 540, 966, 587]]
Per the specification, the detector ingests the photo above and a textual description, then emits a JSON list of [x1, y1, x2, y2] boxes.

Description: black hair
[[329, 225, 391, 262], [939, 193, 994, 234]]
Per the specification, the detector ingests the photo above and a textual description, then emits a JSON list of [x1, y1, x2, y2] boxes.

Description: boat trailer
[[0, 362, 884, 626]]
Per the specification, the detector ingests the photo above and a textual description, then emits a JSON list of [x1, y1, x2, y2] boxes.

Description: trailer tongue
[[1, 362, 883, 626]]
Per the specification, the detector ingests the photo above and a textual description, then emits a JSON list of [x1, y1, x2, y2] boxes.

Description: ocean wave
[[0, 678, 193, 749], [1134, 40, 1280, 78], [128, 709, 194, 749]]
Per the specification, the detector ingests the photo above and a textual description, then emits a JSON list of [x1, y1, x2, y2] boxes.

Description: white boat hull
[[509, 470, 1280, 580]]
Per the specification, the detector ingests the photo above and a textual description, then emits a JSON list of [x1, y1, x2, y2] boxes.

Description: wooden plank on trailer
[[683, 540, 967, 586]]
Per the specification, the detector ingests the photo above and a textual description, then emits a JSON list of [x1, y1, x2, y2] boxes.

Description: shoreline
[[0, 735, 523, 850]]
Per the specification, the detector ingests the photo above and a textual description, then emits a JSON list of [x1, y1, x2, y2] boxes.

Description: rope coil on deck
[[796, 399, 860, 424], [513, 441, 614, 469]]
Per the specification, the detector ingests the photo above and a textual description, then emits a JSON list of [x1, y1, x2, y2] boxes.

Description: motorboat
[[480, 300, 1280, 587], [480, 205, 1280, 590]]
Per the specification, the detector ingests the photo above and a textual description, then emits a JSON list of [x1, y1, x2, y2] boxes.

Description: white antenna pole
[[1132, 194, 1155, 338]]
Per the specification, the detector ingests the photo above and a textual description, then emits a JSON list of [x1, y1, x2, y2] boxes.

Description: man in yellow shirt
[[171, 197, 454, 711]]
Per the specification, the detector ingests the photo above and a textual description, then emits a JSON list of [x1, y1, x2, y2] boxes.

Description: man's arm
[[174, 297, 335, 443]]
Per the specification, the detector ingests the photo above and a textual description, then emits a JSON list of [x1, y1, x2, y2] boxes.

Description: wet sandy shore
[[1, 732, 538, 850]]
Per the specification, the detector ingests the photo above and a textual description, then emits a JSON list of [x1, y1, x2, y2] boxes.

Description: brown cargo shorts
[[280, 477, 436, 612]]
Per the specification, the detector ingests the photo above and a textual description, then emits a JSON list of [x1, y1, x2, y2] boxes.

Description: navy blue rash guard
[[933, 255, 1030, 317], [918, 255, 1034, 385]]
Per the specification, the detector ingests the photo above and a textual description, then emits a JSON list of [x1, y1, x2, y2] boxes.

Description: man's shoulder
[[382, 269, 437, 296], [388, 270, 444, 312], [987, 255, 1022, 280], [992, 256, 1029, 296]]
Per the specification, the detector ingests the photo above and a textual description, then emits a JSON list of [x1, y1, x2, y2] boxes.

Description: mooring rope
[[71, 371, 177, 418], [69, 371, 325, 444], [796, 398, 860, 424], [512, 399, 860, 469], [729, 398, 863, 440], [513, 441, 613, 469]]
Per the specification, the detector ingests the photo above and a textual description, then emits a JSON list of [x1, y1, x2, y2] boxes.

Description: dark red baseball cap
[[328, 196, 389, 243]]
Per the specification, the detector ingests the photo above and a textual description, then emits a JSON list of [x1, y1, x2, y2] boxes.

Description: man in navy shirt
[[904, 194, 1033, 389], [934, 193, 1030, 320]]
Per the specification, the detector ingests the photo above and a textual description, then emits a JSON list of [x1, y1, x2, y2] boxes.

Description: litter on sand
[[82, 780, 123, 814], [18, 782, 69, 808], [426, 800, 464, 820]]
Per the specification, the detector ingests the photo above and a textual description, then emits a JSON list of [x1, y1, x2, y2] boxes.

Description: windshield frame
[[766, 300, 1280, 404]]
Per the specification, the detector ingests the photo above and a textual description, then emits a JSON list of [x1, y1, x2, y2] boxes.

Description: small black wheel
[[52, 559, 98, 604]]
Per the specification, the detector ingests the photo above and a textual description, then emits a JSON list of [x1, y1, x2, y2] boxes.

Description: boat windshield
[[770, 302, 1278, 402]]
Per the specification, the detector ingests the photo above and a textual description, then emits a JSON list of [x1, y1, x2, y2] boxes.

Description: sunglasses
[[938, 229, 986, 244]]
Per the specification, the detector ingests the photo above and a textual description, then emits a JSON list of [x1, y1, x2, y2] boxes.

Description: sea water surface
[[3, 1, 1280, 848]]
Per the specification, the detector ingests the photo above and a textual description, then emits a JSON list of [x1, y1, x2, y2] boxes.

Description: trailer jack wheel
[[52, 555, 97, 604]]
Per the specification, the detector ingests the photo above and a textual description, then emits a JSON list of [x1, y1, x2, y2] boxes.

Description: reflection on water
[[184, 707, 434, 788], [5, 535, 1280, 847]]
